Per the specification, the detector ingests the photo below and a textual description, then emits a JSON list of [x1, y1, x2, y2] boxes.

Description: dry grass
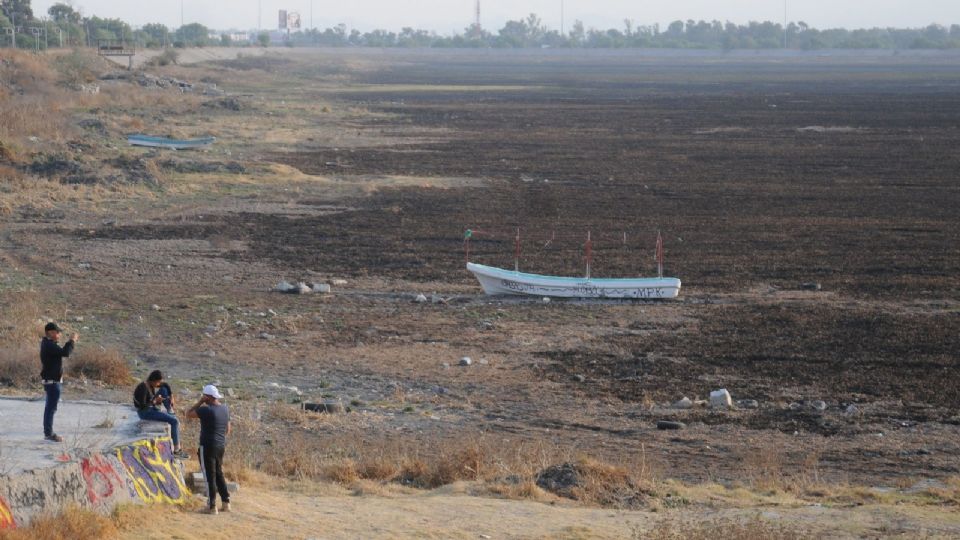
[[0, 346, 36, 387], [737, 443, 827, 497], [67, 348, 133, 386], [642, 514, 813, 540], [0, 291, 43, 386], [0, 506, 118, 540], [190, 401, 654, 508]]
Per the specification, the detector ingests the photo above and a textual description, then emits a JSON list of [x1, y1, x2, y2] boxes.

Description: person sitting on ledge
[[133, 370, 189, 459], [156, 379, 175, 415]]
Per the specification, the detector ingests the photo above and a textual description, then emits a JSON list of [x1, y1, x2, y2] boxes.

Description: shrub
[[0, 346, 37, 387], [0, 506, 118, 540], [53, 50, 100, 88], [147, 49, 180, 67], [68, 348, 132, 386]]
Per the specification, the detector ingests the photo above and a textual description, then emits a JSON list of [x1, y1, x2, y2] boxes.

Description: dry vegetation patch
[[0, 506, 118, 540]]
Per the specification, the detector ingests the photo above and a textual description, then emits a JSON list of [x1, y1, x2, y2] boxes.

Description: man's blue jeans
[[137, 408, 180, 448], [43, 382, 61, 437]]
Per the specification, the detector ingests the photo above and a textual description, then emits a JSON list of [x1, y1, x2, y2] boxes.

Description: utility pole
[[783, 0, 788, 49], [475, 0, 480, 32]]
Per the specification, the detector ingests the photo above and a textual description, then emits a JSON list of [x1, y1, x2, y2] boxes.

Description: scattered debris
[[414, 294, 428, 303], [159, 159, 246, 174], [800, 282, 822, 291], [275, 281, 312, 294], [332, 279, 348, 286], [312, 283, 331, 293], [535, 463, 579, 494], [258, 332, 275, 340], [844, 404, 860, 416], [77, 118, 107, 134], [709, 389, 733, 409], [810, 400, 828, 412], [572, 374, 586, 382], [657, 420, 686, 430], [672, 397, 693, 409], [303, 401, 344, 413], [202, 96, 244, 111], [459, 357, 472, 366], [150, 304, 161, 311], [737, 399, 760, 409]]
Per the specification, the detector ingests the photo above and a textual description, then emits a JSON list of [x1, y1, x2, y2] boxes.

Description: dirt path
[[119, 482, 960, 539], [123, 484, 644, 539]]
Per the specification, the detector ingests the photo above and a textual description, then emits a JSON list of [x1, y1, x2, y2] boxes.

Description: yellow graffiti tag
[[0, 496, 15, 529], [115, 437, 188, 505]]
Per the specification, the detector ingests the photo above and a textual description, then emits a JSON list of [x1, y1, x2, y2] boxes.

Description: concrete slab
[[0, 397, 149, 475]]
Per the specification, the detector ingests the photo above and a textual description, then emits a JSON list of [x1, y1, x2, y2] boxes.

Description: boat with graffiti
[[466, 262, 681, 299], [464, 230, 681, 299], [127, 134, 215, 150]]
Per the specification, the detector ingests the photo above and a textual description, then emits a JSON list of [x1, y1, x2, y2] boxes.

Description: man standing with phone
[[188, 384, 232, 515], [40, 322, 78, 443]]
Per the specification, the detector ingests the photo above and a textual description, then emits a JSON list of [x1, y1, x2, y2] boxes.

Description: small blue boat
[[127, 134, 215, 150]]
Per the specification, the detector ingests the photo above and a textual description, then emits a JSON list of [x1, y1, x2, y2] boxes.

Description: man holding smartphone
[[188, 384, 232, 515], [40, 322, 78, 443]]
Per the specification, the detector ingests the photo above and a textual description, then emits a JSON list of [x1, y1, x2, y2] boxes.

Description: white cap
[[202, 384, 223, 399]]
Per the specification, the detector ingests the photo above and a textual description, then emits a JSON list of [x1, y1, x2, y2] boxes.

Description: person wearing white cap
[[187, 384, 232, 514]]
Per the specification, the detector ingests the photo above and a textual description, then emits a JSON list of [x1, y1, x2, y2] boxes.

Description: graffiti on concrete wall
[[81, 454, 130, 505], [0, 495, 15, 529], [115, 438, 187, 504]]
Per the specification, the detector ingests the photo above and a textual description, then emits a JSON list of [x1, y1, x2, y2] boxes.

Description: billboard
[[278, 10, 287, 30], [288, 12, 301, 30]]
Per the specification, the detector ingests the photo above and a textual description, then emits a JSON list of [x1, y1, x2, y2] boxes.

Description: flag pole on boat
[[514, 228, 521, 272], [585, 231, 593, 279], [656, 230, 664, 278], [464, 229, 473, 263]]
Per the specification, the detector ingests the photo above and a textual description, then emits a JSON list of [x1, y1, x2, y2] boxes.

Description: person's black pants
[[43, 382, 61, 437], [198, 445, 229, 507]]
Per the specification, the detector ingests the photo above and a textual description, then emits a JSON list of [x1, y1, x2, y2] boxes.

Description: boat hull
[[127, 134, 215, 150], [467, 263, 680, 299]]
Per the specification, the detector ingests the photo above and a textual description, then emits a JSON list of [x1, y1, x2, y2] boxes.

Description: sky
[[32, 1, 960, 33]]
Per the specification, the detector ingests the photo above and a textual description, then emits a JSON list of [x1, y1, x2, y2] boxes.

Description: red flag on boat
[[656, 231, 664, 278], [585, 231, 593, 278]]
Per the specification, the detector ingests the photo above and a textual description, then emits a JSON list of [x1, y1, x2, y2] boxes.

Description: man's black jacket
[[40, 337, 74, 382]]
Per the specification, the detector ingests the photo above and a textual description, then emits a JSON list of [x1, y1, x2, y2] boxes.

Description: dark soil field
[[28, 49, 960, 487]]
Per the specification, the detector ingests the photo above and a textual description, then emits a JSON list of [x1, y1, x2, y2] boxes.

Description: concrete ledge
[[137, 420, 172, 437], [0, 399, 188, 530]]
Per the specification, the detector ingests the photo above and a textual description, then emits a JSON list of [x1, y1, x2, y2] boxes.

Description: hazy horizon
[[30, 1, 960, 33]]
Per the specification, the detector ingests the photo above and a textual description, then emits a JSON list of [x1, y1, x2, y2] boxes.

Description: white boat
[[127, 134, 216, 150], [466, 262, 681, 299]]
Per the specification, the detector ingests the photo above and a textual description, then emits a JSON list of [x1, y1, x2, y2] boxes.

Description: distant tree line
[[0, 1, 219, 49], [1, 1, 959, 51], [295, 15, 960, 50]]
